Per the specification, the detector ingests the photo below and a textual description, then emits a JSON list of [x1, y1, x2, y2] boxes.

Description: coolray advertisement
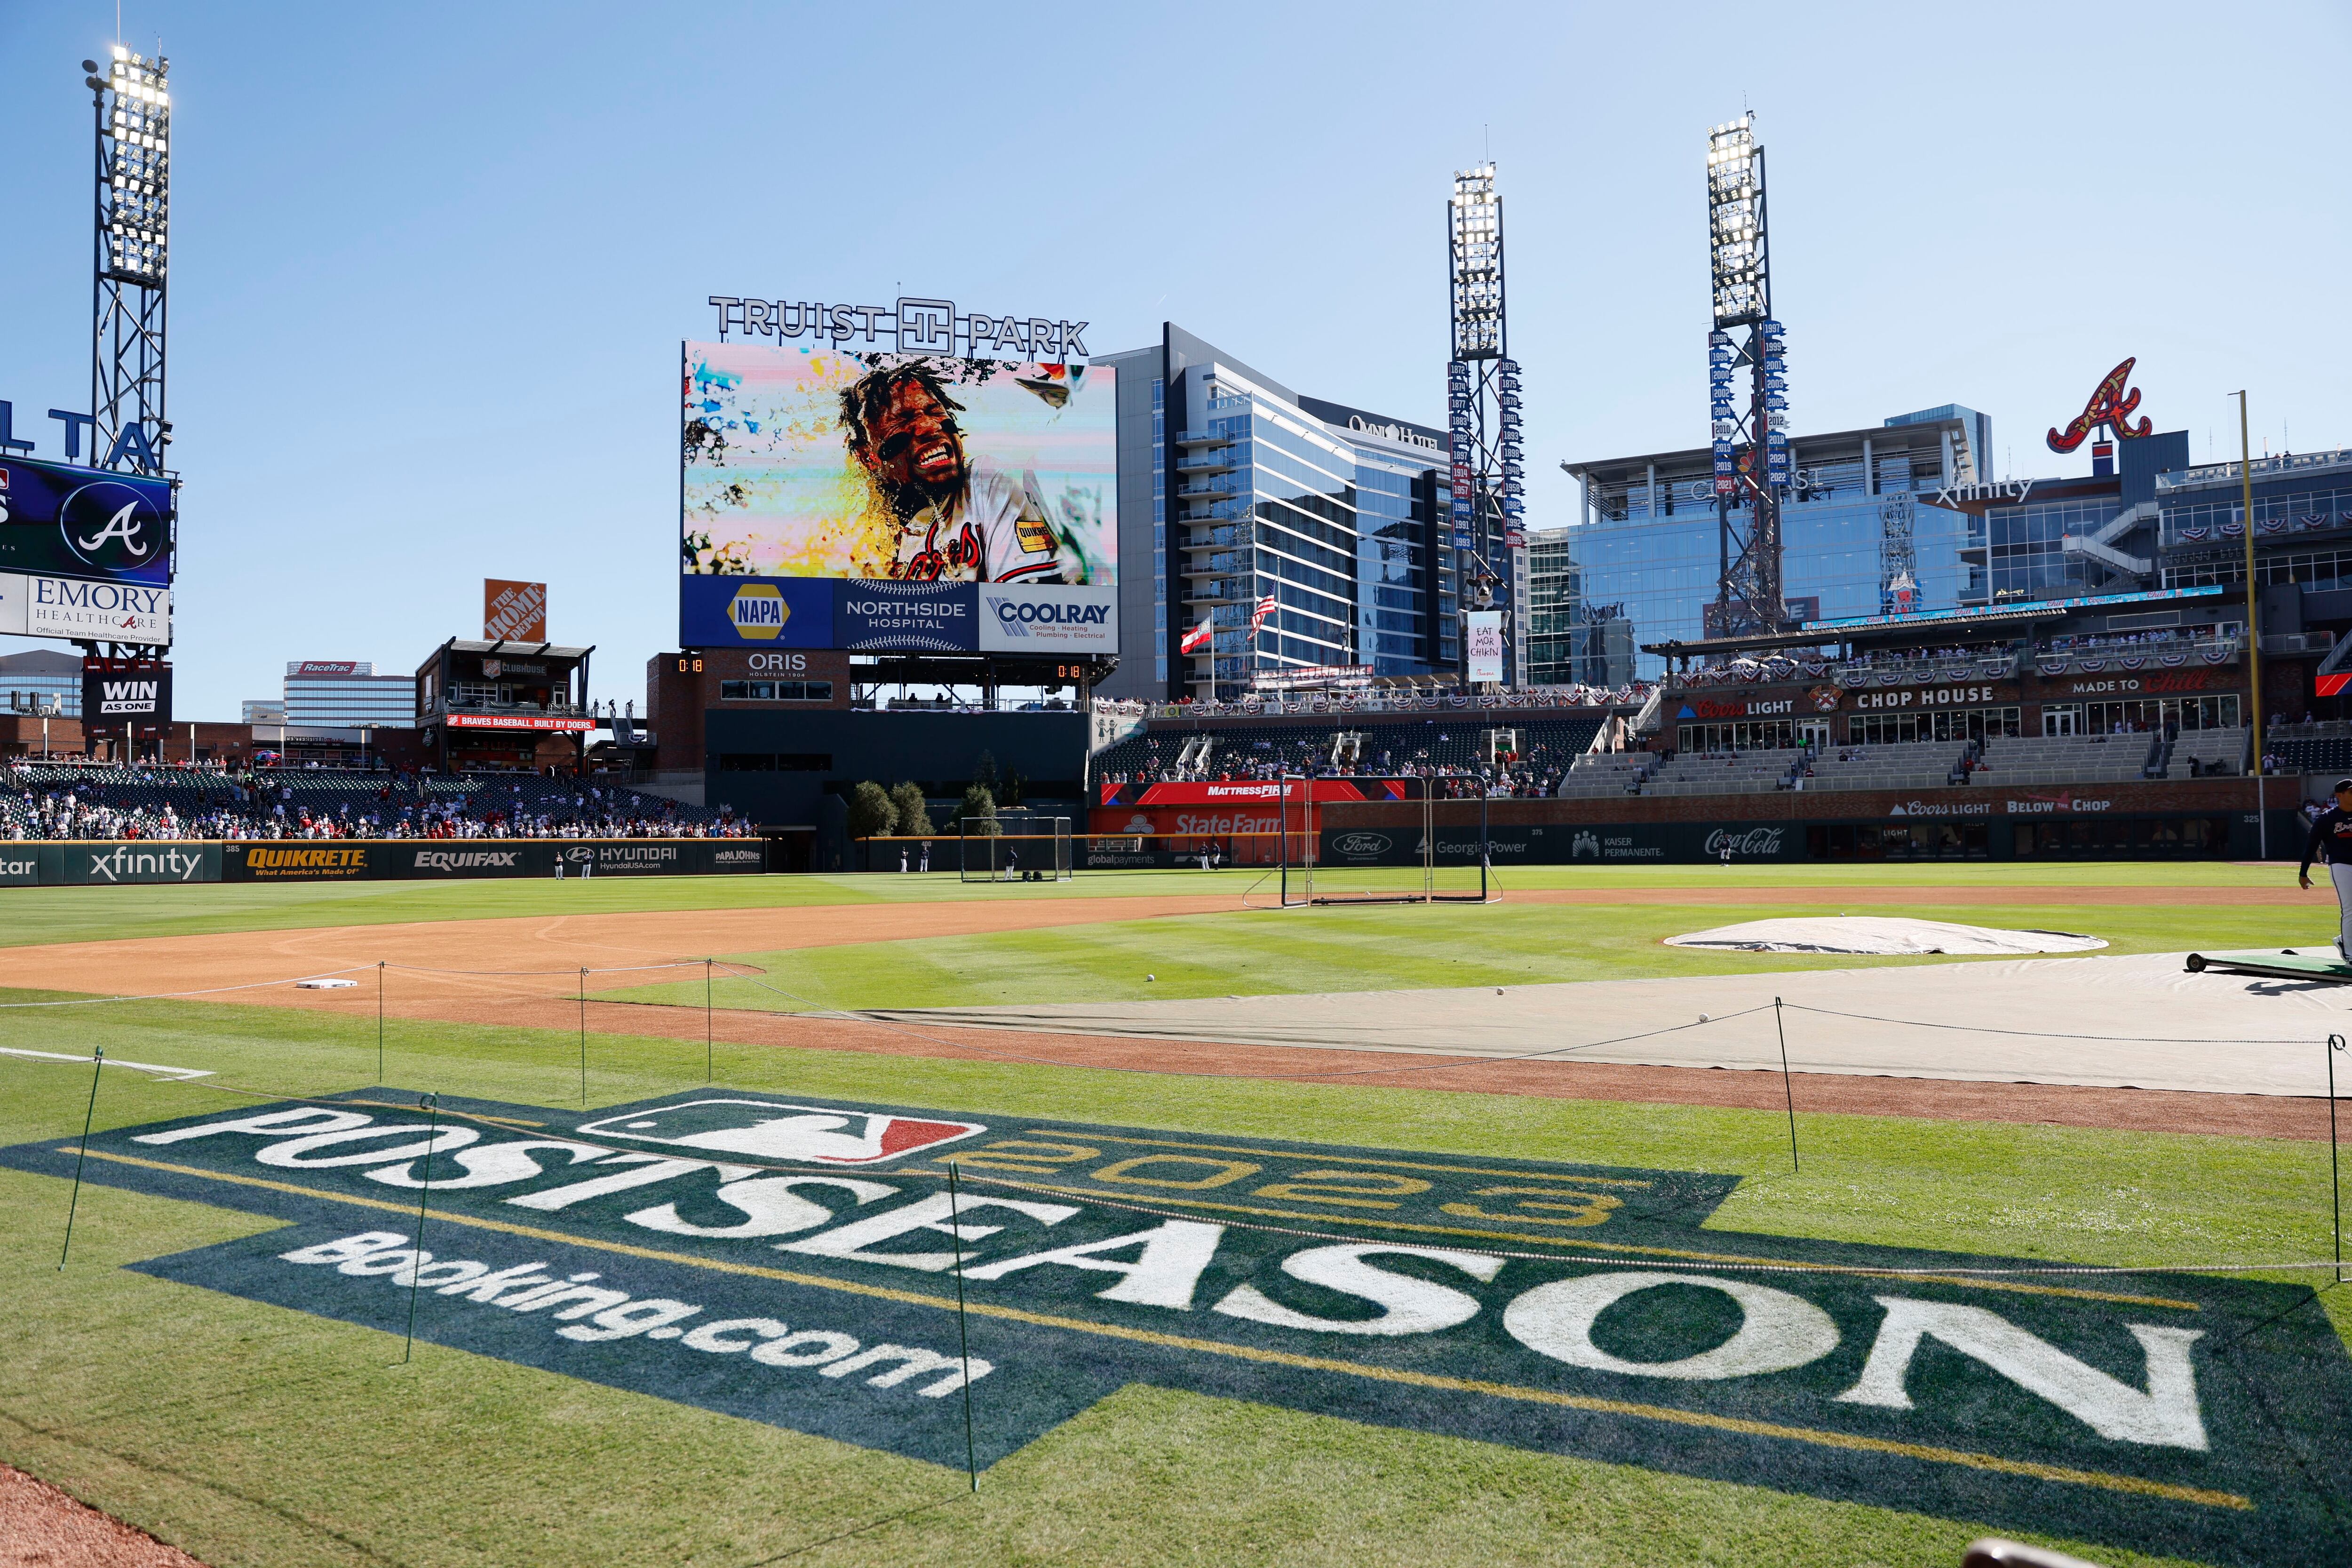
[[0, 456, 174, 585], [979, 581, 1117, 654], [681, 341, 1115, 652]]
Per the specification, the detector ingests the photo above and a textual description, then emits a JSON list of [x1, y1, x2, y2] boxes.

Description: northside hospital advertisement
[[679, 342, 1117, 655]]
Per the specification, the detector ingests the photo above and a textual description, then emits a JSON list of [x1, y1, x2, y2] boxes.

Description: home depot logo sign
[[10, 1093, 2342, 1565]]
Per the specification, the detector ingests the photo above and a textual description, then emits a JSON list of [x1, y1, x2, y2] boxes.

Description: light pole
[[2236, 391, 2265, 859]]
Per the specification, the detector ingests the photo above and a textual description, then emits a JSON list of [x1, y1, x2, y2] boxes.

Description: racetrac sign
[[10, 1092, 2344, 1568]]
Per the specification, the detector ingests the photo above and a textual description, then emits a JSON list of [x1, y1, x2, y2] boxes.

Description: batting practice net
[[1278, 775, 1494, 907], [957, 818, 1073, 883]]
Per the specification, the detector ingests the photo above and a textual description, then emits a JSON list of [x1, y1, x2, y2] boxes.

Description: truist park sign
[[10, 1090, 2349, 1567], [706, 295, 1090, 362]]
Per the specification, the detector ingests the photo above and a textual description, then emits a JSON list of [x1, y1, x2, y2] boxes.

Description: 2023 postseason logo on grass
[[7, 1093, 2348, 1566]]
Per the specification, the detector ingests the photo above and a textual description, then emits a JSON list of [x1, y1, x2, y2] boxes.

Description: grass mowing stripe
[[50, 1146, 2250, 1513]]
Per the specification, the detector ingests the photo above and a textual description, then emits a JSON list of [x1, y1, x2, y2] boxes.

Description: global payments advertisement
[[680, 342, 1116, 653]]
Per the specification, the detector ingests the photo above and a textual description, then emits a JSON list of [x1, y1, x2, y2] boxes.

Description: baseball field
[[2, 861, 2348, 1567]]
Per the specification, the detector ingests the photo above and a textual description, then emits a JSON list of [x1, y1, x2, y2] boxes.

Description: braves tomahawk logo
[[2047, 357, 2154, 454], [576, 1099, 985, 1165]]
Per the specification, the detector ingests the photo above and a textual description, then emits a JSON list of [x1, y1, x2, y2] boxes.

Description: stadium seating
[[1967, 733, 2158, 787], [1795, 740, 1972, 793], [2163, 726, 2249, 777], [1553, 752, 1654, 798], [2262, 727, 2347, 777], [1092, 715, 1606, 785], [1640, 748, 1804, 797]]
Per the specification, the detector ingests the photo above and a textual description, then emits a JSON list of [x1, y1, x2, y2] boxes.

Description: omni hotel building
[[1093, 324, 1460, 701]]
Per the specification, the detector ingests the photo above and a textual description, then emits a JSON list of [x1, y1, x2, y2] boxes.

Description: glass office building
[[1094, 325, 1456, 700], [0, 649, 83, 718], [283, 662, 417, 727], [1559, 407, 1988, 680]]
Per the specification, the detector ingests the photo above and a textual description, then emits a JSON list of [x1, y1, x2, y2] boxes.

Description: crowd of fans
[[0, 760, 749, 841], [1096, 723, 1590, 798]]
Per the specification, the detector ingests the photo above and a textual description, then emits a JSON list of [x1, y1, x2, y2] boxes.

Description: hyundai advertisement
[[680, 342, 1115, 652]]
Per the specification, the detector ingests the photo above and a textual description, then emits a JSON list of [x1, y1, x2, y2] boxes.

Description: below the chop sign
[[18, 1091, 2347, 1568]]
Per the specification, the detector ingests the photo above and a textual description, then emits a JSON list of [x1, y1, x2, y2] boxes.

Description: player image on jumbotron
[[840, 360, 1066, 584], [682, 342, 1115, 587]]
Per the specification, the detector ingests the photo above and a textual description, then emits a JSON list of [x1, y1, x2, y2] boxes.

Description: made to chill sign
[[9, 1092, 2346, 1567]]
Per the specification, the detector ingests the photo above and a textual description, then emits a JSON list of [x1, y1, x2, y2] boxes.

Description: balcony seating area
[[2269, 727, 2352, 778], [1831, 649, 2018, 688]]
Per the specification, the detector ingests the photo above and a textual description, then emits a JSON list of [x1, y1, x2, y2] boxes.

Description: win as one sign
[[97, 679, 160, 715], [80, 664, 172, 725]]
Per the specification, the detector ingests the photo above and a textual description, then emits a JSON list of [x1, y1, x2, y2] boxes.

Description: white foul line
[[0, 1047, 214, 1080]]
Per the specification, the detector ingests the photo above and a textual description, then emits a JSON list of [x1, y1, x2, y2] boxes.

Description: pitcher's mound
[[1664, 916, 2105, 956]]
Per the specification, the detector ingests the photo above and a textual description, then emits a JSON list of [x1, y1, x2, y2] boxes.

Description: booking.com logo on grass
[[679, 576, 832, 648]]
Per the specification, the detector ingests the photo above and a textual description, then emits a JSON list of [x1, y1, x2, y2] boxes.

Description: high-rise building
[[283, 661, 415, 727], [0, 649, 83, 717], [1094, 326, 1457, 700], [1560, 408, 1989, 679]]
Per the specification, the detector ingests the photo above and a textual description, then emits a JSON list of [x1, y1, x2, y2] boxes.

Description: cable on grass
[[735, 973, 1777, 1082], [1781, 1002, 2326, 1048]]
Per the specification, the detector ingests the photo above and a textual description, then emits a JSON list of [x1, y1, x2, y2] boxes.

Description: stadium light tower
[[1446, 163, 1526, 683], [1705, 112, 1789, 637], [83, 46, 172, 476]]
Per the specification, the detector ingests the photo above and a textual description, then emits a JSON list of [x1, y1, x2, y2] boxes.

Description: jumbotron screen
[[679, 342, 1117, 655]]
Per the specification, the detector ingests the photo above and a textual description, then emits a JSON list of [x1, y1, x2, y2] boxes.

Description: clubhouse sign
[[10, 1094, 2344, 1566]]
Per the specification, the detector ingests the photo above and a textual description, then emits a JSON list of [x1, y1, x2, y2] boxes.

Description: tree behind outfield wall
[[846, 780, 896, 840], [890, 782, 933, 838], [958, 782, 998, 834]]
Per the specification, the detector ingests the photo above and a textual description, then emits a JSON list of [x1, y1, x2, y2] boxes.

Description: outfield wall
[[0, 839, 766, 886]]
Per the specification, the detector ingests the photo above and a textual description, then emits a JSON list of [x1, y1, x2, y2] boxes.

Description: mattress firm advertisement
[[680, 342, 1116, 653]]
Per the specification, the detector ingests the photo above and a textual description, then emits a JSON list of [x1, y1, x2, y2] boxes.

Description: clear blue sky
[[2, 1, 2345, 719]]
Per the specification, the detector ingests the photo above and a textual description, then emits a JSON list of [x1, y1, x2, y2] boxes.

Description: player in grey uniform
[[840, 362, 1066, 585], [2296, 777, 2352, 960]]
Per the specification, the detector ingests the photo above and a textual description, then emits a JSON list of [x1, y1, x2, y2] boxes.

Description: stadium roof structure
[[431, 637, 595, 661], [1641, 585, 2229, 661]]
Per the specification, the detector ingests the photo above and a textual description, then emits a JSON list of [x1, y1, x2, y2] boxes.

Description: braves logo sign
[[2047, 357, 2154, 454]]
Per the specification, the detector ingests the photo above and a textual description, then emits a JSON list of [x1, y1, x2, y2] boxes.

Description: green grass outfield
[[0, 858, 2319, 950], [0, 988, 2343, 1568], [604, 898, 2334, 1013]]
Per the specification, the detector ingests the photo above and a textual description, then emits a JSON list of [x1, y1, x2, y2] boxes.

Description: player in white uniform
[[841, 362, 1066, 585]]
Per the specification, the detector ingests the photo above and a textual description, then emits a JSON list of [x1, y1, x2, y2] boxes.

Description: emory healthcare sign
[[10, 1092, 2344, 1568]]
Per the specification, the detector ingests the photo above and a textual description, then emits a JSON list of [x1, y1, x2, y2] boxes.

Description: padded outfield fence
[[0, 837, 766, 886]]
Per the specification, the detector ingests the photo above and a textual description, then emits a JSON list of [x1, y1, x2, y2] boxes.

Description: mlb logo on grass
[[575, 1099, 984, 1164]]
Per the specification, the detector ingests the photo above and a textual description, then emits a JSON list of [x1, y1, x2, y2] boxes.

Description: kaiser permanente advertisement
[[680, 343, 1116, 653]]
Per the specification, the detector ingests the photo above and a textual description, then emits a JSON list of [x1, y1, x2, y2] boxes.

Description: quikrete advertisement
[[214, 840, 764, 883], [8, 1091, 2344, 1567]]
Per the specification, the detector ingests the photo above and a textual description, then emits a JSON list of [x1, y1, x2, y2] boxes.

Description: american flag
[[1179, 616, 1213, 654], [1250, 594, 1279, 633]]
